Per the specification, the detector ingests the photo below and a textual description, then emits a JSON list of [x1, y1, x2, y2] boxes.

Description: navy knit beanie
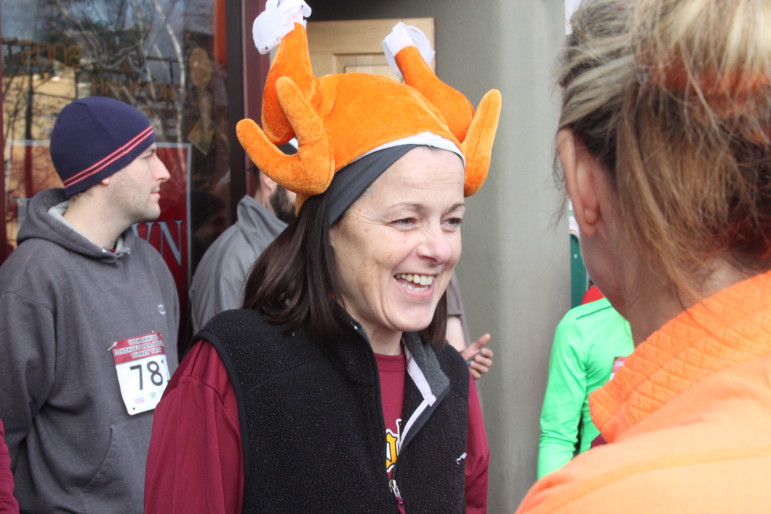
[[50, 96, 156, 198]]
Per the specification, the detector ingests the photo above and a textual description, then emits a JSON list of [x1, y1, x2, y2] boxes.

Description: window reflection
[[1, 0, 232, 346]]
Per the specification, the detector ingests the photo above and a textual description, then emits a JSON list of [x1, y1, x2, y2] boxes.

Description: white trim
[[252, 0, 311, 54], [397, 346, 437, 455], [359, 133, 465, 166], [382, 22, 436, 80]]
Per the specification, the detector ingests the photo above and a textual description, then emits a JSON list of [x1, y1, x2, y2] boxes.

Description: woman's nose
[[416, 226, 455, 264]]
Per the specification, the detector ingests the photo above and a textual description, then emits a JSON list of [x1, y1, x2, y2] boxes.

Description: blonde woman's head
[[558, 0, 771, 304]]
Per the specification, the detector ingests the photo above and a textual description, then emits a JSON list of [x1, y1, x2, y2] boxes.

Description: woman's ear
[[557, 128, 601, 237]]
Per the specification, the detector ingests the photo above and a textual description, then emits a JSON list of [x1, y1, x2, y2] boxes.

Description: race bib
[[110, 332, 171, 415]]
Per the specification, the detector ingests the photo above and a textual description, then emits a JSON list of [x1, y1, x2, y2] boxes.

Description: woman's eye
[[393, 218, 416, 225], [445, 217, 463, 227]]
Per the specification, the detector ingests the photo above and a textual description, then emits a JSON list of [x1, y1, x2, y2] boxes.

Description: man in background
[[190, 143, 296, 333], [0, 96, 179, 512]]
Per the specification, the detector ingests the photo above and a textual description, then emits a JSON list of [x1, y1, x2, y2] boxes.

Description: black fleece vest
[[200, 309, 469, 513]]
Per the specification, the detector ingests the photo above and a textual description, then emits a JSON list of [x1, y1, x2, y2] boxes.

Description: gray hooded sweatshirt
[[0, 188, 179, 513]]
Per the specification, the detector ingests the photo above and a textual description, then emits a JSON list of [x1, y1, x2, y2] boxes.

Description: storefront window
[[1, 0, 235, 342]]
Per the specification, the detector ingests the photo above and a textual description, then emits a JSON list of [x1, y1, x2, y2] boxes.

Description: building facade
[[1, 1, 569, 509]]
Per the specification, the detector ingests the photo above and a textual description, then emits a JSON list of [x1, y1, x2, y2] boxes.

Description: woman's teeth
[[395, 273, 434, 288]]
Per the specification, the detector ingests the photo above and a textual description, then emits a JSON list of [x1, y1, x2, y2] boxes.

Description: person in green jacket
[[537, 296, 633, 478]]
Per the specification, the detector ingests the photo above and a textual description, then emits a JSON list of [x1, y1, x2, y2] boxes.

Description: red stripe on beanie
[[62, 126, 154, 187]]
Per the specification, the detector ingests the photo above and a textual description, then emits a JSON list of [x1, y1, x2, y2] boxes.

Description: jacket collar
[[591, 269, 771, 441], [327, 308, 450, 401]]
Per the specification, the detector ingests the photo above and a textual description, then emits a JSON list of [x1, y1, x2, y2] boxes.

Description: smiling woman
[[144, 2, 501, 513], [330, 147, 465, 355]]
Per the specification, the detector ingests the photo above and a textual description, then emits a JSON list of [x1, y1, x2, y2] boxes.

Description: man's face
[[108, 144, 171, 224], [270, 184, 297, 223]]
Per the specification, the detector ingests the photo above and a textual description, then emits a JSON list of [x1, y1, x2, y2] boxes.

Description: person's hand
[[461, 333, 493, 380]]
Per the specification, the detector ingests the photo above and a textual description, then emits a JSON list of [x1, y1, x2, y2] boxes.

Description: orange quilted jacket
[[517, 270, 771, 513]]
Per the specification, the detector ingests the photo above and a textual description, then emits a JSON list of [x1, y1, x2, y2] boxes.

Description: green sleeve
[[537, 311, 589, 479]]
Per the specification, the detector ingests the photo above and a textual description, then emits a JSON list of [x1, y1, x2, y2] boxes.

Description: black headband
[[326, 144, 419, 226]]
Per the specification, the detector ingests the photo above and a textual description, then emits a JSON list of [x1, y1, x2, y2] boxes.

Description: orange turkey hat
[[236, 0, 502, 212]]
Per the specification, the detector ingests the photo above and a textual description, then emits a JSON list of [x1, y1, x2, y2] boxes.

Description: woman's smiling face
[[330, 146, 465, 348]]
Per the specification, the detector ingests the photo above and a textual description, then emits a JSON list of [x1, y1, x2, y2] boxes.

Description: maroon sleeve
[[144, 340, 243, 514], [0, 419, 19, 513], [465, 374, 489, 513]]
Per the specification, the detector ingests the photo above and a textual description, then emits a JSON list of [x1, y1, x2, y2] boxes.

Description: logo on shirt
[[385, 418, 403, 472]]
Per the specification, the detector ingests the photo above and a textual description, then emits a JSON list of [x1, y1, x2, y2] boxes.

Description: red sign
[[111, 332, 166, 365]]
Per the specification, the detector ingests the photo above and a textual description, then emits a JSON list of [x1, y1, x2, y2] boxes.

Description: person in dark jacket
[[145, 2, 501, 513]]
